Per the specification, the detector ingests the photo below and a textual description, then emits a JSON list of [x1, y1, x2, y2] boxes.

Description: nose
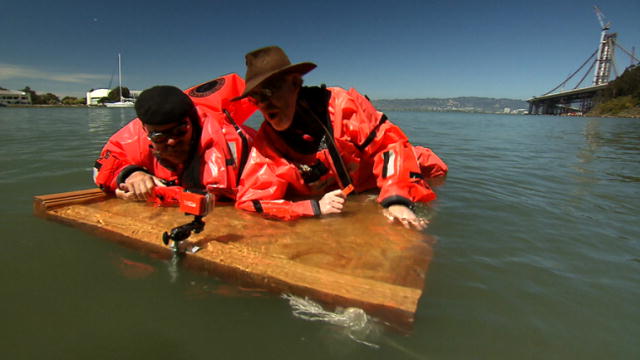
[[257, 101, 270, 111], [251, 96, 269, 107], [166, 137, 178, 146]]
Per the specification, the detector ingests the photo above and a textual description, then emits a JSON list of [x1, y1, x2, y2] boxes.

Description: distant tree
[[21, 86, 40, 104], [107, 86, 131, 101], [590, 65, 640, 116], [62, 96, 86, 105], [590, 95, 639, 116], [599, 65, 640, 101], [39, 93, 60, 104]]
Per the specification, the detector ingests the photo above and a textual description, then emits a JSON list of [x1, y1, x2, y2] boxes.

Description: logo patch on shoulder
[[188, 78, 226, 98]]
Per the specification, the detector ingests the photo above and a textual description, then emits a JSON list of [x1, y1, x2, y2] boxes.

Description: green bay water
[[1, 107, 638, 359]]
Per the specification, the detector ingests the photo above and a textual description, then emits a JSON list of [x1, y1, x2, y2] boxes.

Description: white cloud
[[0, 63, 108, 84]]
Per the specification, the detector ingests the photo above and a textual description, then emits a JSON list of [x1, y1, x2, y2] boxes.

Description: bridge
[[528, 84, 608, 115], [528, 7, 638, 115]]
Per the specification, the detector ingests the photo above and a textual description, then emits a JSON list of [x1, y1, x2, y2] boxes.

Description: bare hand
[[318, 189, 346, 215], [115, 171, 165, 201], [382, 204, 429, 230]]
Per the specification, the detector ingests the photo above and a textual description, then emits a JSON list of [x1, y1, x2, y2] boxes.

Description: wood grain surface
[[34, 188, 434, 330]]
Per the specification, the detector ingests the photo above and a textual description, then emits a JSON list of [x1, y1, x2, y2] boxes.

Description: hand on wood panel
[[115, 171, 166, 201], [383, 204, 429, 231], [319, 189, 346, 215]]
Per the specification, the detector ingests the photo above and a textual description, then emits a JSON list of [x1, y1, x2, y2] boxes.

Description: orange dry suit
[[93, 73, 257, 200], [235, 86, 447, 220]]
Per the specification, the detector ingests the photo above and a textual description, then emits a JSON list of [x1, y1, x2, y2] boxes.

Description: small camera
[[162, 191, 214, 250], [162, 215, 205, 246]]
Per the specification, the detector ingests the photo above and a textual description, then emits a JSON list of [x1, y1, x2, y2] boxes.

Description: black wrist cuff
[[116, 165, 149, 186], [311, 200, 321, 216], [380, 195, 414, 210]]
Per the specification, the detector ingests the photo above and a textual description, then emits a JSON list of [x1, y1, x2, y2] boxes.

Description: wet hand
[[319, 189, 346, 215], [383, 204, 429, 230], [115, 171, 165, 201]]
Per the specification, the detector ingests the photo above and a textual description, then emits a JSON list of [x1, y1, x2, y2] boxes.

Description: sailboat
[[104, 53, 135, 108]]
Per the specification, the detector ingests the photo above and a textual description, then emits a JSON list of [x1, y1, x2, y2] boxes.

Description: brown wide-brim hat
[[232, 46, 316, 101]]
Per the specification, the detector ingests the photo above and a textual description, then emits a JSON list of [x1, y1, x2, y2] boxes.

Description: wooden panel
[[33, 189, 434, 331]]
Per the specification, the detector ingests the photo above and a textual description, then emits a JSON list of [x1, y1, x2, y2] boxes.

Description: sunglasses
[[247, 79, 286, 105], [146, 121, 190, 144]]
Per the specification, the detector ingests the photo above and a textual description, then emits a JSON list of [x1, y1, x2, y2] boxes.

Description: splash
[[282, 293, 380, 348]]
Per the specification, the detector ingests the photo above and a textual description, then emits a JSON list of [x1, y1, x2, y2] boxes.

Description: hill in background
[[372, 96, 529, 114], [588, 65, 640, 118]]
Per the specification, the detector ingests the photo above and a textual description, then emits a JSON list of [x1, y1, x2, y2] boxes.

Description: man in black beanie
[[93, 74, 257, 202], [135, 85, 197, 170]]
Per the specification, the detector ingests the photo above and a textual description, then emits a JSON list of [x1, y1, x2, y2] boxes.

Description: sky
[[1, 0, 639, 100]]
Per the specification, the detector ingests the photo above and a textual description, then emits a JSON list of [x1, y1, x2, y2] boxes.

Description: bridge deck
[[527, 84, 608, 102]]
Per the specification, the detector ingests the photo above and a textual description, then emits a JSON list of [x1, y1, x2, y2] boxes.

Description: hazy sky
[[1, 0, 638, 100]]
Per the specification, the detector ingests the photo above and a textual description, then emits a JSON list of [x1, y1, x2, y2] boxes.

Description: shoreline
[[586, 107, 640, 119], [3, 104, 124, 109], [4, 104, 639, 118]]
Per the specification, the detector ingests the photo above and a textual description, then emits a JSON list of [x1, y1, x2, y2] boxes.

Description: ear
[[290, 74, 303, 89]]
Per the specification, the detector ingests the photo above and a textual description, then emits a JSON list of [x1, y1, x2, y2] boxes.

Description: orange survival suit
[[94, 73, 257, 200], [235, 86, 447, 219]]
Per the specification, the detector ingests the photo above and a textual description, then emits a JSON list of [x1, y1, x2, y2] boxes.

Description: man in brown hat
[[234, 46, 447, 230]]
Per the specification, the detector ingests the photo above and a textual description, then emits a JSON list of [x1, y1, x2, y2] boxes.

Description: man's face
[[144, 118, 193, 166], [249, 74, 300, 131]]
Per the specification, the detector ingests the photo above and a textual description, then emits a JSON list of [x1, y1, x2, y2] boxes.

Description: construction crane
[[593, 5, 610, 31]]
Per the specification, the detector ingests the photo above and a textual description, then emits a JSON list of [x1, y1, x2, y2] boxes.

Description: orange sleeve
[[235, 145, 319, 220], [93, 119, 152, 192], [414, 145, 448, 178], [338, 88, 436, 207]]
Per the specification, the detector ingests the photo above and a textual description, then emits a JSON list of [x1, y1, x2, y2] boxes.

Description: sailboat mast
[[103, 53, 133, 107], [117, 53, 123, 101]]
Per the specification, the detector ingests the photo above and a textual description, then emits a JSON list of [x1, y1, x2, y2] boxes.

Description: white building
[[86, 88, 111, 106], [0, 89, 31, 105]]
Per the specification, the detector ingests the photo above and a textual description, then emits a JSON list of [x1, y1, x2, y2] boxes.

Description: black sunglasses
[[147, 121, 190, 144], [248, 78, 286, 105]]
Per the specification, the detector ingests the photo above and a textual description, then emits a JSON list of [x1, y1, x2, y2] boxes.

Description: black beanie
[[135, 85, 195, 125]]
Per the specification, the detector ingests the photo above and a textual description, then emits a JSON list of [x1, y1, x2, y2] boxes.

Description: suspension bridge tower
[[592, 6, 616, 86], [528, 6, 639, 115]]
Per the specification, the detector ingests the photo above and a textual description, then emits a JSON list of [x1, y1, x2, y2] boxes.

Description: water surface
[[1, 108, 638, 359]]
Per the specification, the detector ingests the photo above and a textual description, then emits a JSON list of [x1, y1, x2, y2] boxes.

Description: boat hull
[[104, 101, 135, 108]]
